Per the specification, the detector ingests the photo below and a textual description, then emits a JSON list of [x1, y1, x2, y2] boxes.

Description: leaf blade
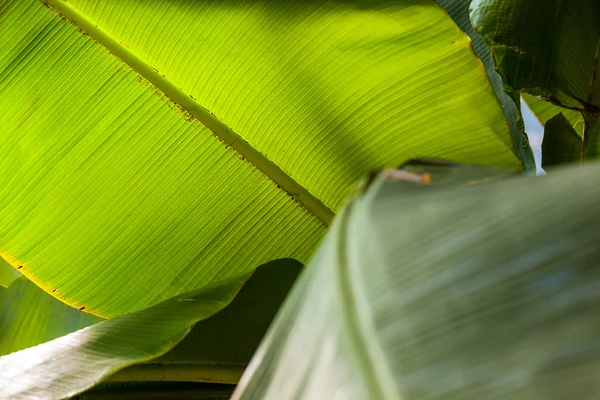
[[2, 0, 528, 317], [542, 113, 582, 169], [0, 275, 247, 399], [234, 162, 600, 399]]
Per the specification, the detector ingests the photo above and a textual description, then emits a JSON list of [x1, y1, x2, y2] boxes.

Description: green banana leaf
[[0, 275, 246, 399], [436, 0, 534, 170], [522, 94, 585, 136], [470, 0, 600, 113], [0, 277, 102, 356], [0, 257, 21, 288], [584, 115, 600, 159], [541, 114, 582, 169], [0, 259, 301, 399], [233, 161, 600, 399], [1, 0, 530, 317]]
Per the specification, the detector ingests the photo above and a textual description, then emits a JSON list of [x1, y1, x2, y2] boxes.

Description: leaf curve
[[0, 273, 247, 399], [0, 276, 102, 357], [234, 161, 600, 399]]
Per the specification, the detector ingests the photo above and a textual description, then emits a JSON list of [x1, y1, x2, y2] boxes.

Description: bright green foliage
[[234, 162, 600, 399], [542, 114, 582, 169], [471, 0, 600, 112], [0, 274, 247, 399], [1, 0, 528, 317], [436, 0, 535, 171], [522, 94, 584, 136], [0, 257, 21, 288], [0, 277, 102, 356]]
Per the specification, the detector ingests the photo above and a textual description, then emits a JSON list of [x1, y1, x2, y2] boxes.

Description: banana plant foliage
[[470, 0, 600, 158], [233, 160, 600, 399], [0, 0, 534, 318], [0, 257, 21, 288], [0, 277, 102, 357], [0, 259, 302, 399], [522, 94, 584, 136]]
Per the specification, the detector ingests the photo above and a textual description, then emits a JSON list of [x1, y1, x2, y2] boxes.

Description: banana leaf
[[1, 0, 531, 318], [0, 259, 301, 399], [234, 161, 600, 399]]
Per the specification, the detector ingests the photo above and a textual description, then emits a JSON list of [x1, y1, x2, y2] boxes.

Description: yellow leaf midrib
[[42, 0, 335, 226]]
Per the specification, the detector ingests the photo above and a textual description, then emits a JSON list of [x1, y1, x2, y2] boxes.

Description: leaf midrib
[[42, 0, 334, 226]]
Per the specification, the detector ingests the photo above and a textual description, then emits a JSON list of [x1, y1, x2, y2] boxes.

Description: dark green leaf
[[108, 259, 302, 383], [470, 0, 600, 112], [583, 115, 600, 159], [542, 113, 582, 169], [0, 259, 302, 399]]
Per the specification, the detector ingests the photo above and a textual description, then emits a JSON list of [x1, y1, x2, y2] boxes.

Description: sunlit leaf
[[0, 276, 102, 356], [1, 0, 528, 317], [0, 275, 246, 399], [0, 257, 21, 289], [436, 0, 535, 170]]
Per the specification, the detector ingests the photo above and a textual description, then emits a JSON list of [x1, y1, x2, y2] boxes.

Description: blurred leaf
[[522, 94, 584, 136], [0, 257, 21, 289], [542, 114, 582, 169], [470, 0, 600, 112], [0, 275, 247, 399], [234, 162, 600, 399], [3, 0, 529, 317]]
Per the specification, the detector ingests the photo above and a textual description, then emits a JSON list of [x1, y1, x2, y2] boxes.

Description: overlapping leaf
[[522, 94, 584, 136], [0, 260, 301, 399], [0, 276, 102, 356], [1, 0, 528, 317], [0, 276, 246, 399], [234, 162, 600, 399], [470, 0, 600, 112], [0, 257, 21, 288], [541, 114, 582, 169], [436, 0, 534, 171]]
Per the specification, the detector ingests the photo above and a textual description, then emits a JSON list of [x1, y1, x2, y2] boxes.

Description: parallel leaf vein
[[41, 0, 334, 226]]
